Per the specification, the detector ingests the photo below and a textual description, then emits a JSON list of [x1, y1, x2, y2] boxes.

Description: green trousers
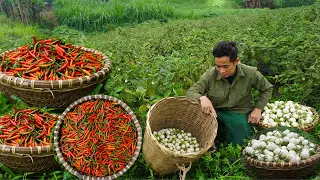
[[215, 109, 253, 146]]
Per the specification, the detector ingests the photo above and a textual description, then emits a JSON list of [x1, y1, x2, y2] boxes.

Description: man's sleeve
[[186, 70, 210, 101], [254, 71, 273, 110]]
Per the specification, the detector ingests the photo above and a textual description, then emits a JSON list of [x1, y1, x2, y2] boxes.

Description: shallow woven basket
[[0, 144, 58, 172], [53, 94, 142, 179], [0, 47, 111, 108], [142, 97, 218, 176], [244, 127, 320, 179], [258, 108, 319, 132]]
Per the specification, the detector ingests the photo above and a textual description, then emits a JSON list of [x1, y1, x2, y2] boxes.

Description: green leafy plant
[[0, 1, 319, 179]]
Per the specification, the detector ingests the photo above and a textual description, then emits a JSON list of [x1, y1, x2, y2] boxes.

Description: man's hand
[[248, 108, 262, 124], [199, 96, 217, 118]]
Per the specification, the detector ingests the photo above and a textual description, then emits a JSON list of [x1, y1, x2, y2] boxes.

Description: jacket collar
[[216, 64, 245, 80]]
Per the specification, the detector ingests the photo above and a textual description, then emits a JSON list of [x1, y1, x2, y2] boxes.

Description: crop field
[[0, 0, 319, 179]]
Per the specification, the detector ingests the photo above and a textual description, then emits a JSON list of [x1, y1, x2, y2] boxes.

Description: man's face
[[215, 56, 239, 78]]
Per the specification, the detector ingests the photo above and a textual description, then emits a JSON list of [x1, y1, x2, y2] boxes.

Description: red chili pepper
[[57, 58, 68, 72], [1, 37, 104, 80], [60, 99, 137, 177], [0, 108, 57, 146], [32, 36, 37, 45]]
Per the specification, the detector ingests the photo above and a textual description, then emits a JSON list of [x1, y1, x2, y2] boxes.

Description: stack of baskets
[[243, 127, 320, 179], [246, 100, 320, 179], [0, 38, 142, 178]]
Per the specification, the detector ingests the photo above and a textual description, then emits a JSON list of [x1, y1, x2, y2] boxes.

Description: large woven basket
[[0, 47, 111, 108], [0, 144, 58, 172], [143, 97, 218, 176], [244, 127, 320, 179], [258, 108, 319, 132], [53, 94, 142, 179]]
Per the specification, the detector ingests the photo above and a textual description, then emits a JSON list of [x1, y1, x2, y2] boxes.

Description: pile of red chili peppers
[[0, 37, 104, 80], [60, 99, 137, 177], [0, 108, 57, 146]]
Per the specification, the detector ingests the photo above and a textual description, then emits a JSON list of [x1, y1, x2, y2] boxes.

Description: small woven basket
[[53, 94, 142, 179], [258, 108, 319, 132], [0, 47, 111, 108], [244, 127, 320, 179], [142, 97, 218, 176], [0, 145, 58, 172]]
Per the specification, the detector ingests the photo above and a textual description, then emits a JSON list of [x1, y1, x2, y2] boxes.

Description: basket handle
[[176, 162, 192, 180]]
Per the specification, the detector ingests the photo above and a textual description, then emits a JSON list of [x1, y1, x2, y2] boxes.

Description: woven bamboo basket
[[0, 145, 58, 172], [244, 127, 320, 179], [142, 97, 218, 176], [53, 94, 143, 179], [0, 47, 111, 108], [258, 108, 319, 132]]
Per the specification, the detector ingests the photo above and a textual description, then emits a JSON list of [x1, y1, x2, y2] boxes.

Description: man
[[186, 41, 273, 146]]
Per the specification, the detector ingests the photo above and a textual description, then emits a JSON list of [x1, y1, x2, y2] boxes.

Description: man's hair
[[212, 41, 238, 62]]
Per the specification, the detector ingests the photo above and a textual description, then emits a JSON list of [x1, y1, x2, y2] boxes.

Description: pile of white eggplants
[[261, 101, 315, 128], [153, 128, 201, 154], [244, 129, 317, 163]]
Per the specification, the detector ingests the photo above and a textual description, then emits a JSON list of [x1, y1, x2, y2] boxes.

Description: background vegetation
[[0, 0, 319, 179]]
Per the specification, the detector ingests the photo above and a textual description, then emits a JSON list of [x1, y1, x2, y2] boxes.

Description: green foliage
[[240, 0, 316, 8], [0, 2, 320, 179], [0, 15, 40, 52], [233, 0, 245, 7], [0, 163, 15, 178], [51, 25, 86, 45], [187, 145, 250, 179], [52, 0, 248, 32], [273, 0, 317, 8], [238, 6, 320, 108], [0, 0, 43, 24], [75, 6, 320, 122], [0, 93, 28, 116], [303, 0, 320, 22], [53, 0, 176, 32]]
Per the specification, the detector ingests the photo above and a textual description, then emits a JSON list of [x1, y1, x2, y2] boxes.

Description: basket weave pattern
[[53, 95, 142, 179], [244, 127, 320, 179], [0, 145, 58, 172], [142, 97, 218, 176], [0, 47, 111, 108], [245, 152, 320, 179]]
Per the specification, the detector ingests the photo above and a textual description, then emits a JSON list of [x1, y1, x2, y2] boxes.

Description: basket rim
[[244, 147, 320, 169], [0, 77, 105, 93], [0, 111, 58, 155], [53, 94, 143, 179], [146, 96, 217, 157], [257, 108, 319, 131], [0, 46, 111, 90], [243, 126, 320, 169], [0, 144, 52, 155]]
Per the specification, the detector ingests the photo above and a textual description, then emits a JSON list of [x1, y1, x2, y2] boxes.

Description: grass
[[0, 15, 39, 52], [169, 0, 241, 17], [53, 0, 176, 31], [52, 0, 256, 31]]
